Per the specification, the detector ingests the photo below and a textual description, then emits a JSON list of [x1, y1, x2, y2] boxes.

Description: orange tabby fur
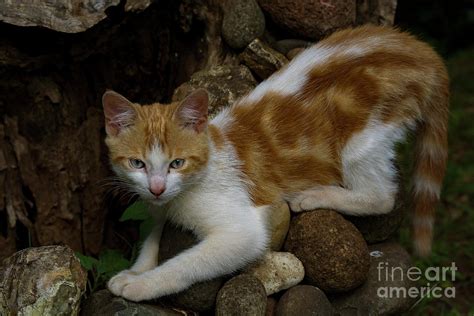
[[223, 26, 448, 255]]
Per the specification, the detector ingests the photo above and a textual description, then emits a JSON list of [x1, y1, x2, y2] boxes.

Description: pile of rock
[[0, 206, 414, 315], [155, 209, 413, 315], [152, 206, 412, 316]]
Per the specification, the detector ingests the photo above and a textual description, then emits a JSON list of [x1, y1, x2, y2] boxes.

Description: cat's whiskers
[[99, 176, 143, 205]]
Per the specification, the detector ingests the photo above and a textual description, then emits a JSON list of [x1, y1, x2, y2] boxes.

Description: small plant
[[76, 249, 130, 294], [75, 200, 154, 294], [119, 200, 154, 240]]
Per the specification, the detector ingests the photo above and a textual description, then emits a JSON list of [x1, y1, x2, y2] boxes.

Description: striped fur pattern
[[103, 25, 449, 301]]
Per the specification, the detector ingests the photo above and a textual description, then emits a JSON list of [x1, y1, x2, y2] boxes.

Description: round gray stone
[[216, 274, 267, 316], [222, 0, 266, 49], [276, 285, 334, 316], [284, 210, 370, 293], [330, 242, 417, 316]]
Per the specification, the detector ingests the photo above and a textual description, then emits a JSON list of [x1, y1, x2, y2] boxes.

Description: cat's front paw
[[120, 277, 155, 302], [107, 269, 140, 297], [108, 270, 155, 302]]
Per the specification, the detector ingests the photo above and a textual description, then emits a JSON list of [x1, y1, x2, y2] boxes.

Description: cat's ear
[[175, 89, 209, 133], [102, 90, 136, 136]]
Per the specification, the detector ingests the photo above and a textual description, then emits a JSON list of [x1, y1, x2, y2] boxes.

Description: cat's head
[[102, 89, 210, 205]]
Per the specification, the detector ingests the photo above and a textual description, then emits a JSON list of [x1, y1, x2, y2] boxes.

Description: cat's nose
[[149, 175, 166, 197], [149, 185, 165, 197]]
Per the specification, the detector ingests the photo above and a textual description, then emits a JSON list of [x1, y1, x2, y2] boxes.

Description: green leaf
[[97, 249, 130, 279], [75, 252, 99, 271], [120, 201, 149, 222]]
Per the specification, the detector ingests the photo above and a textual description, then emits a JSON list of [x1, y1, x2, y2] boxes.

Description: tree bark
[[0, 0, 225, 259]]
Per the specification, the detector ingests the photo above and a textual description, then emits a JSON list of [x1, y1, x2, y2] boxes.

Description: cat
[[102, 25, 449, 302]]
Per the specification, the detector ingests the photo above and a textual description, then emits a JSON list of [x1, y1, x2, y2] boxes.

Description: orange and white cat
[[103, 25, 449, 301]]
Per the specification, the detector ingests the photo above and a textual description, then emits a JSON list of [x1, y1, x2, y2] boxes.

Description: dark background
[[396, 0, 474, 314]]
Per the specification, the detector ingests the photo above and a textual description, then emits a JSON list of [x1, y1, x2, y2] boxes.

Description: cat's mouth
[[146, 194, 172, 205], [142, 187, 180, 205]]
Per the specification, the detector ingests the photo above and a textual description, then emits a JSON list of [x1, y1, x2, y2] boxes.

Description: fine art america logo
[[372, 251, 457, 300]]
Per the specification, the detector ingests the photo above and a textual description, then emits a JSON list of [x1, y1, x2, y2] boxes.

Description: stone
[[159, 223, 224, 312], [172, 65, 257, 117], [345, 201, 405, 244], [245, 251, 304, 295], [276, 285, 334, 316], [240, 39, 289, 80], [272, 39, 312, 56], [0, 0, 152, 33], [0, 245, 87, 316], [81, 289, 181, 316], [167, 278, 225, 313], [356, 0, 397, 26], [284, 210, 370, 293], [216, 274, 267, 316], [331, 242, 416, 316], [266, 201, 291, 251], [158, 222, 199, 263], [266, 297, 278, 316], [222, 0, 266, 49], [124, 0, 152, 12], [258, 0, 356, 39]]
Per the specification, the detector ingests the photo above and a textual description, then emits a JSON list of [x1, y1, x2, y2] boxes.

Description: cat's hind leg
[[289, 121, 404, 216], [288, 183, 396, 216]]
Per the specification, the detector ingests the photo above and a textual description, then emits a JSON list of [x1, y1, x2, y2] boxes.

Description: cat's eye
[[170, 159, 185, 169], [129, 158, 145, 169]]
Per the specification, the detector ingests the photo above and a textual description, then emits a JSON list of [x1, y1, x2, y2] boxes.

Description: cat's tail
[[412, 79, 449, 257]]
